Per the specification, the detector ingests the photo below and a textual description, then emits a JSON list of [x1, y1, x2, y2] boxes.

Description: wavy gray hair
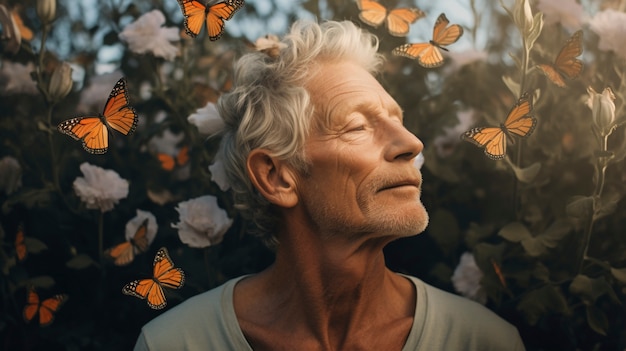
[[216, 20, 383, 246]]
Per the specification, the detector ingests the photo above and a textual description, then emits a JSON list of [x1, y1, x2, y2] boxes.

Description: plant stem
[[98, 211, 104, 264], [577, 134, 609, 274]]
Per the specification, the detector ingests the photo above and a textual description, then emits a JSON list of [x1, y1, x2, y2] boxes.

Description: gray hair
[[216, 19, 383, 246]]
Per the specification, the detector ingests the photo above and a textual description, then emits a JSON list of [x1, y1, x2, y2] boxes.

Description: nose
[[384, 120, 423, 162]]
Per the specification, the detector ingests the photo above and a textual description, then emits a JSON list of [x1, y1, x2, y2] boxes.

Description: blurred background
[[1, 0, 625, 350]]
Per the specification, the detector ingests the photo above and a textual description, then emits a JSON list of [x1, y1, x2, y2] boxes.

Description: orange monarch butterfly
[[104, 218, 150, 266], [15, 225, 27, 261], [122, 247, 185, 310], [158, 146, 190, 171], [23, 287, 68, 327], [491, 259, 507, 288], [392, 13, 463, 68], [461, 93, 537, 160], [57, 77, 137, 154], [177, 0, 244, 40], [356, 0, 425, 37], [537, 30, 583, 88]]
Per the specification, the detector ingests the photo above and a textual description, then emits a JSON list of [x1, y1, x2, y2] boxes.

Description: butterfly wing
[[386, 8, 425, 37], [539, 30, 583, 87], [23, 288, 40, 323], [392, 42, 444, 68], [153, 247, 185, 290], [554, 30, 583, 79], [15, 226, 27, 261], [206, 0, 245, 41], [131, 218, 150, 254], [503, 93, 536, 138], [356, 0, 387, 28], [38, 294, 68, 326], [178, 0, 208, 38], [462, 127, 507, 160], [57, 116, 108, 154], [158, 153, 176, 171], [102, 77, 137, 136], [123, 247, 184, 310], [105, 242, 135, 266], [122, 278, 165, 309], [432, 13, 463, 47]]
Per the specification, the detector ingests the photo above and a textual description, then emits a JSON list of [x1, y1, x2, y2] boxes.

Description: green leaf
[[502, 75, 520, 97], [24, 237, 48, 254], [594, 191, 621, 221], [517, 285, 569, 325], [569, 274, 618, 304], [520, 238, 546, 257], [525, 12, 544, 49], [586, 305, 608, 336], [498, 222, 531, 243], [610, 267, 626, 284], [504, 158, 541, 183], [66, 254, 96, 270], [565, 196, 594, 219], [19, 276, 56, 289], [538, 220, 572, 249]]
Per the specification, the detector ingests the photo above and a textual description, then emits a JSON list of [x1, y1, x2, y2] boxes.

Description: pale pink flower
[[0, 156, 22, 194], [187, 102, 224, 136], [119, 10, 180, 61], [208, 156, 230, 191], [77, 72, 122, 113], [451, 252, 487, 304], [172, 195, 233, 248], [0, 61, 38, 95], [588, 9, 626, 59], [125, 209, 157, 244], [537, 0, 587, 32], [73, 163, 129, 212]]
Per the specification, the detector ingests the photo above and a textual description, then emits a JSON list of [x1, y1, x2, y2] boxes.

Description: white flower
[[0, 156, 22, 194], [77, 72, 122, 113], [588, 9, 626, 60], [118, 10, 180, 61], [126, 209, 157, 244], [537, 0, 587, 32], [172, 195, 233, 248], [587, 86, 616, 136], [148, 128, 184, 156], [146, 188, 177, 205], [0, 61, 38, 95], [433, 109, 476, 157], [188, 102, 224, 136], [451, 252, 487, 304], [208, 156, 230, 191], [73, 162, 129, 212]]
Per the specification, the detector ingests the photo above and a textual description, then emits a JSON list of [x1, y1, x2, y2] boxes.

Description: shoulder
[[133, 276, 251, 351], [404, 275, 525, 351]]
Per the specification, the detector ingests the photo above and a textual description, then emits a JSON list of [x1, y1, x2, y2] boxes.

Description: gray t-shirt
[[134, 274, 525, 350]]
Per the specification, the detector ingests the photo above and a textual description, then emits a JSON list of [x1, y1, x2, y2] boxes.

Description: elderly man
[[134, 20, 525, 351]]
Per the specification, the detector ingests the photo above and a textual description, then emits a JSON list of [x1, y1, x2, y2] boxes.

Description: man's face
[[295, 60, 428, 241]]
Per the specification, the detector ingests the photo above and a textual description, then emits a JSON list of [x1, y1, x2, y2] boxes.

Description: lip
[[378, 178, 421, 192]]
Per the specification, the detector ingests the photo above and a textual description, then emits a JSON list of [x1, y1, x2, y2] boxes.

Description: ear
[[247, 149, 298, 208]]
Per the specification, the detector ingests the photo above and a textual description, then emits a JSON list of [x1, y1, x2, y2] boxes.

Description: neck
[[259, 225, 405, 344]]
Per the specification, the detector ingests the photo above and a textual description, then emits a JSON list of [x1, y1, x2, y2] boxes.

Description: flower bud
[[514, 0, 533, 34], [36, 0, 56, 24], [587, 87, 616, 136], [0, 4, 21, 54], [48, 62, 73, 103]]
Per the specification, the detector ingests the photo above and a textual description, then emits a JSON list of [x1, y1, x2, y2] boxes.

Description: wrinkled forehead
[[304, 60, 401, 131]]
